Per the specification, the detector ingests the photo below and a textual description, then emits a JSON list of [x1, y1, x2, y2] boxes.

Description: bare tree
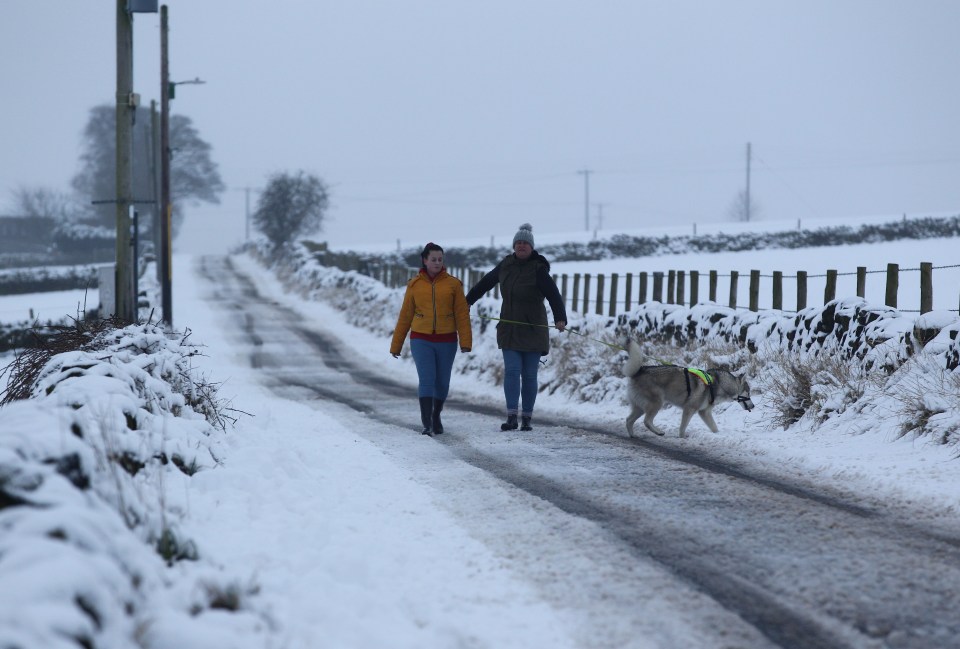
[[9, 185, 81, 222], [71, 104, 224, 237], [252, 171, 330, 252], [727, 189, 761, 222]]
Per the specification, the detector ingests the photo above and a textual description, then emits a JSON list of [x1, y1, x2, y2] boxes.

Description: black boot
[[432, 399, 445, 435], [520, 416, 532, 431], [419, 397, 434, 436], [500, 414, 518, 431]]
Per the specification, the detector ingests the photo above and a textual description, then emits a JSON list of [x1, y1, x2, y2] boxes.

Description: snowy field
[[345, 211, 960, 254], [341, 213, 960, 316], [0, 288, 97, 325]]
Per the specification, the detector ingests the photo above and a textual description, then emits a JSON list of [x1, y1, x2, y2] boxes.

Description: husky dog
[[622, 340, 754, 438]]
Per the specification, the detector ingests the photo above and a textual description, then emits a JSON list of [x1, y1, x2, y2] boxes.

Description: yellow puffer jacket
[[390, 269, 473, 355]]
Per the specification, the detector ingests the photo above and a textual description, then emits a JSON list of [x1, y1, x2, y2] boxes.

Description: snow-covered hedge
[[0, 264, 100, 296], [0, 323, 263, 648], [611, 298, 960, 374]]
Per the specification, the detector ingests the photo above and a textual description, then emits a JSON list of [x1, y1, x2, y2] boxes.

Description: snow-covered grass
[[0, 288, 96, 325]]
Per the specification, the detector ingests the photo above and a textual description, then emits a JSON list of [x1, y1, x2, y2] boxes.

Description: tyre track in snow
[[198, 255, 960, 649]]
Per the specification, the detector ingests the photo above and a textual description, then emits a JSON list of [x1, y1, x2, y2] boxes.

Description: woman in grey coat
[[466, 223, 567, 431]]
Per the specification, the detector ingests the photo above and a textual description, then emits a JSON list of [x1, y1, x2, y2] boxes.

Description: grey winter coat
[[466, 251, 567, 355]]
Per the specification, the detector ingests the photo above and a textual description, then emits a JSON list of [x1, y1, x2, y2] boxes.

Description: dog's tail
[[621, 339, 646, 377]]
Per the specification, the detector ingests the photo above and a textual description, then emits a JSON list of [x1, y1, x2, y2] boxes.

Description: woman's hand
[[555, 321, 567, 332]]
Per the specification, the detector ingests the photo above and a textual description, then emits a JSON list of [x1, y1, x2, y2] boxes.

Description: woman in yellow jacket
[[390, 242, 472, 436]]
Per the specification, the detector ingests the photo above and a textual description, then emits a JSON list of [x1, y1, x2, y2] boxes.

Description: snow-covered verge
[[252, 240, 960, 449], [0, 323, 268, 649]]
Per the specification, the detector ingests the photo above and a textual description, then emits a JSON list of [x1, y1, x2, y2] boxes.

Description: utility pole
[[150, 100, 162, 285], [115, 0, 135, 322], [578, 168, 591, 231], [158, 4, 204, 326], [745, 142, 752, 223], [245, 187, 251, 240], [159, 4, 172, 326]]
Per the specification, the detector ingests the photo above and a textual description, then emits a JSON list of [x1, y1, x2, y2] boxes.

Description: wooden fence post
[[609, 273, 619, 317], [729, 271, 739, 310], [639, 272, 648, 305], [624, 273, 633, 312], [709, 270, 718, 302], [690, 270, 699, 306], [920, 262, 932, 314], [653, 272, 664, 303], [749, 269, 760, 312], [595, 274, 605, 315], [856, 267, 866, 298], [797, 271, 807, 310], [561, 274, 569, 309], [885, 263, 898, 308], [772, 271, 783, 310], [676, 271, 686, 307], [583, 273, 591, 313], [572, 273, 581, 313], [666, 270, 675, 305], [825, 270, 837, 303]]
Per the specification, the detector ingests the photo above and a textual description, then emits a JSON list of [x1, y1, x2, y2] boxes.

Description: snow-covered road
[[194, 255, 960, 649]]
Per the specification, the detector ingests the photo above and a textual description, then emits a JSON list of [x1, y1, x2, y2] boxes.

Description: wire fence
[[373, 263, 960, 316]]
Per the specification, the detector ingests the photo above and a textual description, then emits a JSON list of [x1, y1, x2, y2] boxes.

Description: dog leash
[[477, 315, 628, 352], [479, 315, 694, 370]]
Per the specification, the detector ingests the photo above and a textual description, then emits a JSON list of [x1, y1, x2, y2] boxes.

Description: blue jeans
[[410, 339, 458, 400], [502, 349, 541, 416]]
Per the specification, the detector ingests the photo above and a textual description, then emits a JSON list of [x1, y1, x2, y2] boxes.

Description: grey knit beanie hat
[[512, 223, 534, 248]]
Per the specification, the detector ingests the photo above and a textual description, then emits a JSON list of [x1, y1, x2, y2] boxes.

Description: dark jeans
[[502, 349, 541, 416], [410, 338, 458, 400]]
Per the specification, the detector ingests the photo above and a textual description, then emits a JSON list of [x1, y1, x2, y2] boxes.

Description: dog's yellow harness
[[684, 368, 716, 404]]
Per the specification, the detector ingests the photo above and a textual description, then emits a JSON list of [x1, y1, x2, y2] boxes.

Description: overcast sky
[[2, 1, 959, 253]]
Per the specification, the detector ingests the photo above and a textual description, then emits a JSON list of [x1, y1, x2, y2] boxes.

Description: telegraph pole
[[745, 142, 752, 223], [160, 4, 172, 326], [245, 187, 251, 240], [578, 168, 591, 231], [150, 99, 161, 283], [115, 0, 135, 322]]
